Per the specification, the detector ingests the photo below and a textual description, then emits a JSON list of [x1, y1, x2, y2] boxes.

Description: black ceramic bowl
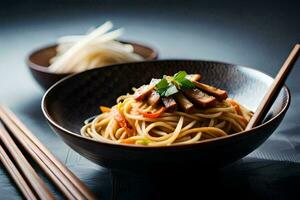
[[42, 60, 290, 172], [27, 41, 158, 90]]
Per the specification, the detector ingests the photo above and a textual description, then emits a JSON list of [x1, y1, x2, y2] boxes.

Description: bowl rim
[[41, 59, 291, 149], [26, 40, 159, 75]]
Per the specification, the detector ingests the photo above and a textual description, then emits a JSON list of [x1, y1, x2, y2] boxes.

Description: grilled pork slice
[[134, 85, 155, 101], [193, 81, 228, 101], [183, 88, 216, 108], [146, 78, 162, 105], [186, 74, 201, 82], [175, 92, 194, 113], [134, 79, 161, 101], [147, 90, 160, 106], [162, 97, 177, 111]]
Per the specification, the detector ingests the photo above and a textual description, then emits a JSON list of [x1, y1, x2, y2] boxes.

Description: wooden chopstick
[[246, 44, 300, 130], [0, 144, 37, 200], [0, 106, 95, 200], [0, 109, 79, 199], [0, 122, 55, 200]]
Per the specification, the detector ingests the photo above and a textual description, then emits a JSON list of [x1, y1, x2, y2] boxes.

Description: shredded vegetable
[[99, 106, 111, 113], [48, 21, 144, 73], [139, 107, 166, 118]]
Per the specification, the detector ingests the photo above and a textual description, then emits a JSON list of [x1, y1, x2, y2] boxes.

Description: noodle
[[80, 94, 253, 146]]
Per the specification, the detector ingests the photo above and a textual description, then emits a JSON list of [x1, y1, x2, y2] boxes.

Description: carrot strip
[[139, 107, 166, 118], [99, 106, 111, 113], [112, 107, 134, 137]]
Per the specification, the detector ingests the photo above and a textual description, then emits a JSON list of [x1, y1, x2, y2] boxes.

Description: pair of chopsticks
[[0, 106, 95, 200]]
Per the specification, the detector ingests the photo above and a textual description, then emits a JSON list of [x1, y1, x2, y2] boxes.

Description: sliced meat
[[134, 85, 155, 101], [145, 78, 162, 105], [135, 79, 162, 102], [193, 81, 228, 101], [162, 97, 177, 112], [186, 74, 201, 82], [175, 92, 194, 113], [147, 90, 161, 106], [183, 88, 216, 108]]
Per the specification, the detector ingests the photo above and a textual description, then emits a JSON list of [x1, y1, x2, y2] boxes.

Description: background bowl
[[27, 41, 158, 90], [42, 60, 290, 172]]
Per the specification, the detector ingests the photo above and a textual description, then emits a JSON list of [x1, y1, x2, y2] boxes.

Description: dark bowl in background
[[42, 60, 290, 172], [27, 41, 158, 90]]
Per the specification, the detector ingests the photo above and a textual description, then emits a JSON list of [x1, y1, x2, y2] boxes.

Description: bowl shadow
[[107, 158, 300, 200]]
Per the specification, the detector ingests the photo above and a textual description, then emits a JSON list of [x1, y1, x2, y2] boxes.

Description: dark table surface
[[1, 0, 300, 199]]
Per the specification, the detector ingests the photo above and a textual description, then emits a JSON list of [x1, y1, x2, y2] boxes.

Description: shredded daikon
[[48, 21, 144, 73]]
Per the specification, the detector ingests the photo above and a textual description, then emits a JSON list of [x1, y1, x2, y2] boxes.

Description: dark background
[[1, 0, 300, 199]]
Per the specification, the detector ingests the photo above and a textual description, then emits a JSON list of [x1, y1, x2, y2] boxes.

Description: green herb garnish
[[156, 78, 178, 97], [173, 71, 195, 89], [155, 78, 168, 89], [174, 71, 187, 82], [155, 71, 195, 97]]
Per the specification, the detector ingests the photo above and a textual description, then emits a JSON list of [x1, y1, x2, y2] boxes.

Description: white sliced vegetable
[[48, 21, 114, 73], [57, 35, 83, 43], [48, 21, 144, 73]]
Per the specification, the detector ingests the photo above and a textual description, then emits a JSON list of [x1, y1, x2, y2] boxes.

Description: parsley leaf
[[155, 71, 195, 97]]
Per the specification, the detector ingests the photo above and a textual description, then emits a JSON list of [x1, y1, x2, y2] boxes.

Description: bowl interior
[[43, 60, 288, 137], [29, 45, 56, 69]]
